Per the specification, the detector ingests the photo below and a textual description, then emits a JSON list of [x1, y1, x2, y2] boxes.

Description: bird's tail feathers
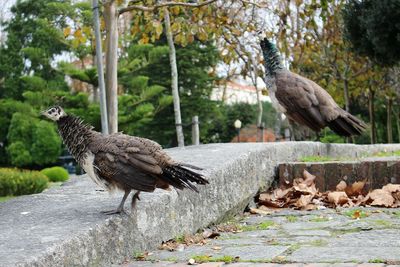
[[328, 112, 366, 137], [162, 165, 208, 193]]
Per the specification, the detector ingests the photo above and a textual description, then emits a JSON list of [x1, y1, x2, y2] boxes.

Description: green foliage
[[0, 0, 73, 99], [41, 166, 69, 182], [31, 121, 62, 165], [0, 168, 48, 196], [343, 0, 400, 66], [6, 113, 61, 167]]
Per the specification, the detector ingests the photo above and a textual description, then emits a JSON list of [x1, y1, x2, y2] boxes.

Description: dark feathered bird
[[42, 106, 208, 214], [260, 38, 366, 137]]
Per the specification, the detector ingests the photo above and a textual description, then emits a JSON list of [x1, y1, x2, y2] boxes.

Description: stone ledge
[[1, 142, 400, 267]]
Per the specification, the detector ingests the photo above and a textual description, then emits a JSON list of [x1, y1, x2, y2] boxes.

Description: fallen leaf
[[345, 180, 367, 197], [212, 246, 222, 250], [382, 184, 400, 193], [249, 208, 272, 215], [274, 188, 292, 199], [303, 169, 316, 186], [352, 210, 361, 219], [327, 191, 349, 206], [295, 194, 314, 209], [259, 192, 272, 202], [202, 229, 220, 239], [336, 180, 347, 191], [369, 189, 394, 207]]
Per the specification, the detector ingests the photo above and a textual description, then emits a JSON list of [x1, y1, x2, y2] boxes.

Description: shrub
[[41, 166, 69, 182], [0, 168, 48, 196]]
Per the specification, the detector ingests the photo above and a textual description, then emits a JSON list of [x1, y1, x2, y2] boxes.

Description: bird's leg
[[102, 189, 130, 215], [131, 191, 141, 210]]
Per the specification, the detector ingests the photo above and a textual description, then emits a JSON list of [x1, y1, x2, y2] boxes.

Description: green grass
[[373, 150, 400, 157], [238, 220, 275, 231], [191, 255, 237, 263], [343, 209, 369, 219], [393, 211, 400, 218], [298, 155, 338, 162], [164, 257, 178, 262], [286, 215, 298, 223], [373, 219, 392, 227], [0, 196, 15, 203], [309, 216, 330, 222], [368, 259, 386, 263]]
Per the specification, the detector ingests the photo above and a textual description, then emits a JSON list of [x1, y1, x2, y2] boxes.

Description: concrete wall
[[1, 142, 400, 267]]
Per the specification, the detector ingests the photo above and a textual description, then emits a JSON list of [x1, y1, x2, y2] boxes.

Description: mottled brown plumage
[[42, 106, 208, 214], [260, 38, 366, 137]]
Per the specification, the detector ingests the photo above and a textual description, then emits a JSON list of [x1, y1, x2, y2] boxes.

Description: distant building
[[211, 79, 270, 105]]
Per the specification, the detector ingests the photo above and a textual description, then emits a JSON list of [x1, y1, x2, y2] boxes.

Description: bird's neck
[[57, 115, 97, 164], [261, 42, 284, 77]]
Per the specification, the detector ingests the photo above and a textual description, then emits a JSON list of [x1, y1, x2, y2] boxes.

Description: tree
[[0, 0, 74, 99], [343, 0, 400, 67], [98, 0, 267, 146]]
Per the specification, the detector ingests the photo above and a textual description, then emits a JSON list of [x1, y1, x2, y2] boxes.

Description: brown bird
[[260, 38, 366, 138], [42, 106, 208, 215]]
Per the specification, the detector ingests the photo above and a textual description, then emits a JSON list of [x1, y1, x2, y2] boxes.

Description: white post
[[192, 116, 199, 146]]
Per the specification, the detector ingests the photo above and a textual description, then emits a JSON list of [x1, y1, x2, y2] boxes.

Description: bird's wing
[[89, 133, 173, 192], [275, 71, 338, 131]]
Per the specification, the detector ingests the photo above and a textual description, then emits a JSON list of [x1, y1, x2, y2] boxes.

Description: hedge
[[41, 166, 69, 182], [0, 168, 48, 196]]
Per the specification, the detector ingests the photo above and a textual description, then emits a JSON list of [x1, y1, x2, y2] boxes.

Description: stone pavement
[[121, 207, 400, 266]]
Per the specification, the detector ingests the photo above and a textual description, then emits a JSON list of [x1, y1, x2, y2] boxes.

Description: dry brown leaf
[[274, 188, 292, 199], [327, 191, 349, 206], [369, 189, 395, 207], [259, 192, 272, 202], [202, 229, 220, 239], [295, 194, 314, 208], [303, 169, 316, 186], [382, 184, 400, 193], [304, 203, 317, 210], [249, 207, 272, 215], [345, 180, 367, 197], [336, 181, 347, 191]]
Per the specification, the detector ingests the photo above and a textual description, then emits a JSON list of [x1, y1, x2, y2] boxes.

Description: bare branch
[[240, 0, 268, 8], [119, 0, 218, 15]]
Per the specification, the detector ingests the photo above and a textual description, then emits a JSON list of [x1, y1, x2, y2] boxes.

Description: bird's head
[[41, 106, 67, 121], [260, 38, 276, 52]]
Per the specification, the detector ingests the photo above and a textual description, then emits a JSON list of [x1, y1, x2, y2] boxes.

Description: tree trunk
[[368, 88, 376, 144], [387, 97, 393, 143], [250, 57, 263, 142], [104, 0, 118, 134], [92, 0, 108, 134], [163, 7, 184, 147], [396, 110, 400, 143], [343, 79, 350, 112]]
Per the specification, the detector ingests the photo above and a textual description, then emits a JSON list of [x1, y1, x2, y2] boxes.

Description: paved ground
[[121, 207, 400, 266]]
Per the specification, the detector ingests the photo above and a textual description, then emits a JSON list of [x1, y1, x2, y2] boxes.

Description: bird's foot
[[101, 209, 126, 215]]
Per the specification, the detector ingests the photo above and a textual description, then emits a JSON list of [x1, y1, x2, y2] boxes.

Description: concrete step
[[278, 157, 400, 191]]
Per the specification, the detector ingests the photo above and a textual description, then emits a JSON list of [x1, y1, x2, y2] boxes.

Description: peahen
[[42, 106, 208, 215], [260, 38, 366, 138]]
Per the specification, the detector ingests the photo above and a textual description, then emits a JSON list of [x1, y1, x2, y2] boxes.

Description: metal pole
[[237, 129, 240, 142], [191, 116, 199, 145], [92, 0, 109, 134]]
